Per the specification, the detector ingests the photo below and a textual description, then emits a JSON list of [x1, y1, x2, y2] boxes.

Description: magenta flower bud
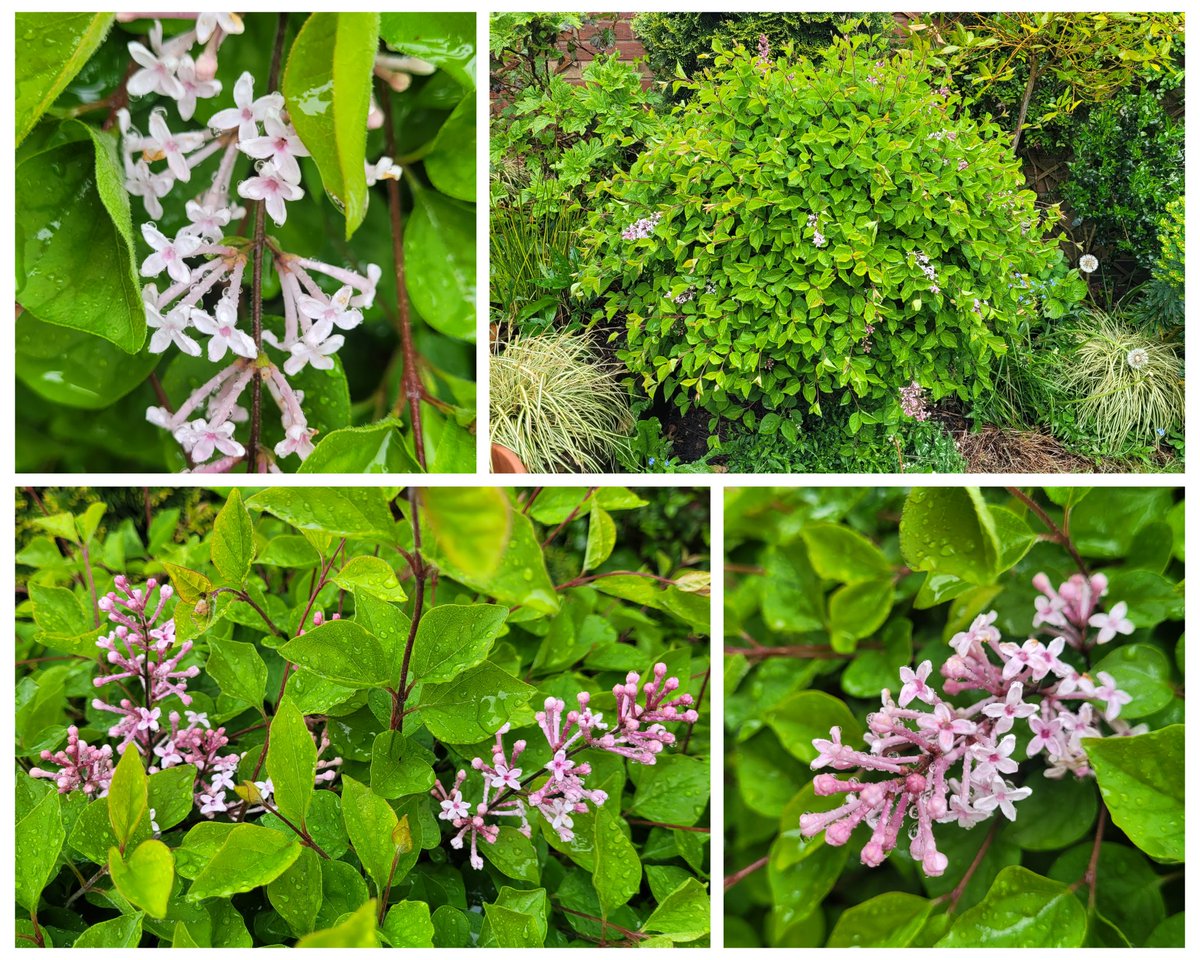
[[905, 773, 926, 795], [826, 818, 856, 846], [861, 840, 887, 867], [812, 774, 841, 795]]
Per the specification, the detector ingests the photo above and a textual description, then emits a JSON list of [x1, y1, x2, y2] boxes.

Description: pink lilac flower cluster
[[899, 381, 929, 421], [1031, 571, 1134, 649], [756, 34, 771, 67], [799, 582, 1138, 877], [431, 663, 699, 869], [807, 212, 827, 248], [117, 14, 399, 472], [29, 576, 342, 818], [622, 211, 662, 241]]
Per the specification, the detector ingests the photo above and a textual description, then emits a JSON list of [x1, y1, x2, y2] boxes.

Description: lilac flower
[[622, 212, 662, 240], [146, 302, 202, 357], [899, 381, 929, 421], [144, 111, 206, 183], [125, 158, 174, 220], [365, 156, 403, 186], [239, 116, 310, 184], [173, 55, 222, 121], [284, 319, 344, 376], [195, 12, 244, 45], [30, 727, 113, 796], [981, 681, 1037, 734], [431, 665, 698, 868], [140, 224, 201, 284], [1088, 602, 1134, 644], [193, 300, 257, 362], [182, 199, 232, 241], [898, 660, 936, 707], [297, 285, 363, 332], [176, 418, 245, 463], [238, 161, 304, 225], [210, 72, 283, 141], [127, 34, 184, 100]]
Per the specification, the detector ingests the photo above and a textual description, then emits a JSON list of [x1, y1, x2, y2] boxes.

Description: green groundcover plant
[[577, 33, 1084, 437], [725, 486, 1183, 948], [15, 12, 477, 473], [15, 486, 712, 947]]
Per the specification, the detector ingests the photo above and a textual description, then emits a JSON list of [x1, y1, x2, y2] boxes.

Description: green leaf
[[900, 487, 999, 584], [1006, 770, 1098, 851], [483, 887, 548, 947], [382, 900, 435, 947], [827, 577, 893, 651], [410, 602, 508, 685], [72, 912, 142, 948], [108, 743, 148, 852], [416, 662, 535, 743], [16, 121, 144, 352], [937, 865, 1087, 947], [480, 826, 539, 882], [28, 581, 99, 655], [340, 776, 400, 892], [15, 789, 63, 911], [15, 13, 113, 145], [641, 877, 710, 942], [422, 487, 511, 580], [767, 690, 861, 764], [429, 509, 558, 615], [827, 892, 934, 947], [425, 94, 475, 201], [800, 523, 891, 581], [297, 899, 380, 947], [267, 700, 317, 829], [406, 185, 476, 340], [1082, 725, 1183, 862], [1049, 841, 1165, 946], [267, 846, 323, 938], [187, 824, 301, 900], [583, 507, 617, 573], [1091, 643, 1174, 719], [332, 555, 407, 602], [211, 489, 254, 585], [282, 13, 380, 238], [1145, 913, 1184, 947], [162, 562, 212, 604], [761, 543, 824, 632], [109, 838, 175, 918], [841, 617, 913, 698], [298, 419, 416, 473], [1102, 569, 1184, 629], [148, 764, 200, 832], [206, 637, 267, 708], [593, 810, 641, 916], [379, 12, 476, 89], [369, 730, 435, 799], [280, 619, 390, 688], [630, 753, 709, 826], [1069, 488, 1174, 558], [353, 593, 413, 681], [247, 487, 395, 540], [16, 313, 158, 409]]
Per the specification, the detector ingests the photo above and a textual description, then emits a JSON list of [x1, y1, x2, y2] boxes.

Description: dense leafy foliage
[[578, 35, 1081, 434], [16, 486, 711, 947], [725, 486, 1184, 947], [631, 12, 892, 97], [15, 12, 476, 473]]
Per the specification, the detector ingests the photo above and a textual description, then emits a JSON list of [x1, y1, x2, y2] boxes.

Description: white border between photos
[[2, 1, 1194, 957]]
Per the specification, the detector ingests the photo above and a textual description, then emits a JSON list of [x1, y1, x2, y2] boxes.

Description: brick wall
[[556, 13, 652, 86]]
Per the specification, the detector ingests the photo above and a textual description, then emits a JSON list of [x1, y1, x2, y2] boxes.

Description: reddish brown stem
[[724, 854, 769, 890]]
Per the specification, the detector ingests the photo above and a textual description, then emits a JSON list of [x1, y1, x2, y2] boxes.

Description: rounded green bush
[[576, 35, 1082, 429]]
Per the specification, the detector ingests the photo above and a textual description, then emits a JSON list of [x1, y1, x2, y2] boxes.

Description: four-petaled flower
[[1088, 601, 1135, 644], [1026, 716, 1062, 757], [140, 223, 201, 284], [916, 702, 975, 752], [898, 660, 936, 707], [489, 763, 522, 791], [193, 300, 257, 362], [147, 302, 202, 356], [176, 418, 245, 463], [238, 161, 304, 225], [144, 111, 204, 182], [980, 681, 1037, 734], [545, 750, 576, 781], [439, 790, 470, 821], [284, 319, 343, 375], [298, 285, 363, 331], [240, 116, 310, 183], [209, 72, 283, 141]]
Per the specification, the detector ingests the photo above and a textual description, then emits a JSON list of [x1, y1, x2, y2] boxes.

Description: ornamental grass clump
[[490, 330, 634, 472], [1058, 307, 1183, 450], [577, 33, 1082, 430]]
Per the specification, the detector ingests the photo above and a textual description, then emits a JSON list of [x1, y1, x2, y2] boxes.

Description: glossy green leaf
[[583, 507, 617, 572], [1006, 770, 1098, 851], [109, 838, 174, 918], [406, 186, 476, 340], [72, 912, 142, 948], [483, 887, 548, 947], [381, 900, 435, 947], [332, 555, 407, 602], [206, 637, 267, 708], [766, 690, 861, 764], [800, 522, 891, 581], [422, 487, 511, 580], [593, 810, 641, 916], [211, 489, 254, 585], [16, 313, 159, 409], [28, 581, 99, 656], [297, 899, 379, 947], [480, 826, 539, 882], [16, 121, 144, 352], [937, 866, 1087, 947], [369, 730, 435, 799], [1091, 643, 1174, 718], [280, 619, 389, 688], [1049, 841, 1165, 946], [416, 662, 535, 743], [298, 420, 416, 473], [379, 12, 476, 89], [247, 487, 395, 540], [827, 892, 934, 947], [283, 13, 380, 238], [148, 764, 200, 832], [163, 562, 212, 604], [108, 742, 148, 852], [187, 824, 301, 900], [340, 776, 399, 892], [1145, 913, 1184, 947], [900, 487, 999, 584], [15, 13, 114, 144], [410, 602, 507, 685], [1082, 725, 1183, 862], [641, 877, 710, 941], [424, 94, 475, 201], [15, 789, 63, 911], [267, 846, 323, 938], [267, 699, 317, 829], [827, 577, 893, 651]]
